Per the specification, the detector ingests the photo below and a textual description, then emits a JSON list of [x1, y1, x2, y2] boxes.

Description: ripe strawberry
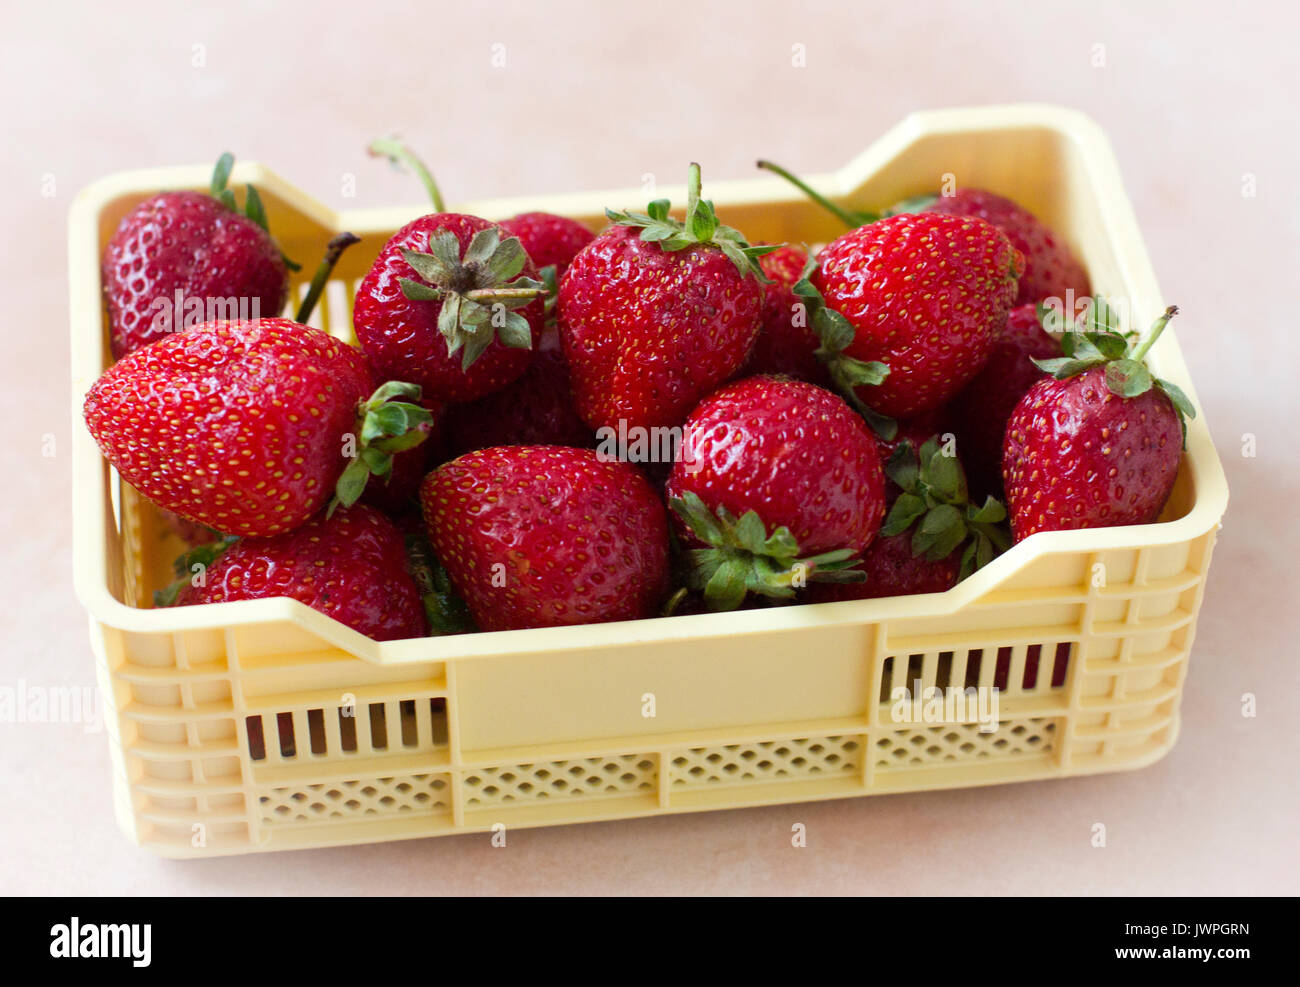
[[103, 153, 290, 358], [757, 159, 1088, 308], [806, 532, 961, 602], [421, 446, 670, 631], [558, 164, 769, 432], [923, 189, 1090, 306], [665, 376, 886, 610], [353, 214, 547, 403], [83, 318, 434, 537], [173, 505, 426, 641], [951, 303, 1060, 498], [1003, 303, 1195, 540], [498, 212, 595, 277], [444, 328, 591, 456], [801, 212, 1021, 423], [741, 244, 831, 386]]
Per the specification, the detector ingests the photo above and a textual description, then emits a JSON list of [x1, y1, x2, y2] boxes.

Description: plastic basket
[[69, 104, 1229, 857]]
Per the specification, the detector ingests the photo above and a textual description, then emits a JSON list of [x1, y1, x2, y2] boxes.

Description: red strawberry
[[421, 446, 670, 631], [952, 303, 1060, 498], [83, 318, 434, 537], [444, 328, 591, 456], [741, 244, 831, 386], [353, 214, 547, 403], [498, 212, 595, 278], [174, 505, 426, 641], [558, 164, 768, 432], [103, 153, 289, 358], [924, 189, 1090, 307], [805, 212, 1021, 422], [806, 532, 960, 602], [756, 160, 1087, 310], [665, 376, 886, 609], [1003, 304, 1194, 540]]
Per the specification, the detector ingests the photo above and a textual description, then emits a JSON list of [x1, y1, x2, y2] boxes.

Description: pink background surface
[[2, 0, 1296, 895]]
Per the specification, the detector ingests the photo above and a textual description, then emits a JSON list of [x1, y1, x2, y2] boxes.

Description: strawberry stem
[[369, 137, 445, 212], [295, 233, 361, 324], [756, 159, 876, 228], [1130, 306, 1179, 362]]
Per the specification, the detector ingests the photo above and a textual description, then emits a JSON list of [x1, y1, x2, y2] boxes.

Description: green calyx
[[881, 438, 1011, 580], [405, 533, 476, 635], [154, 535, 239, 607], [669, 491, 865, 612], [368, 136, 446, 211], [210, 152, 300, 271], [606, 163, 778, 281], [331, 381, 437, 513], [790, 255, 896, 439], [1032, 296, 1196, 444], [398, 226, 546, 370]]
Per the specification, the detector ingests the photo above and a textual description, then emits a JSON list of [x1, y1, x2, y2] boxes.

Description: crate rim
[[68, 102, 1229, 665]]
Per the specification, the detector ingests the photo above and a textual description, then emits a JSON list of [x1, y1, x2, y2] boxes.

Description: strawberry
[[421, 446, 670, 631], [923, 189, 1091, 307], [172, 505, 426, 641], [103, 153, 291, 358], [83, 318, 434, 537], [360, 394, 447, 516], [757, 159, 1088, 308], [558, 164, 770, 432], [498, 212, 595, 278], [951, 303, 1061, 499], [665, 376, 885, 610], [806, 532, 961, 602], [878, 405, 951, 490], [444, 328, 591, 456], [1003, 302, 1195, 540], [741, 244, 831, 386], [797, 212, 1020, 425], [353, 213, 547, 403]]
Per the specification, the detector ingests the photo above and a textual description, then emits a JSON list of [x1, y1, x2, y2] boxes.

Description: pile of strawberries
[[83, 143, 1195, 641]]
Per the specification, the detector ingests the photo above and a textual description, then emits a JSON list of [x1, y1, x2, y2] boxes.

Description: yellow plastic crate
[[69, 104, 1228, 857]]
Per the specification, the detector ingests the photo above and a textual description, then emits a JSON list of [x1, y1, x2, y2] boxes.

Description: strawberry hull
[[71, 106, 1227, 857]]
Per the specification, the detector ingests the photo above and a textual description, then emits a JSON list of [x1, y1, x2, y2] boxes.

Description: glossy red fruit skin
[[952, 303, 1059, 499], [558, 224, 763, 432], [805, 532, 960, 602], [813, 213, 1020, 418], [497, 212, 595, 277], [103, 191, 289, 359], [445, 329, 592, 456], [83, 318, 372, 537], [926, 189, 1090, 307], [1002, 366, 1182, 541], [176, 505, 426, 641], [665, 376, 886, 556], [361, 395, 447, 516], [353, 213, 545, 403], [743, 245, 831, 386], [421, 446, 670, 631]]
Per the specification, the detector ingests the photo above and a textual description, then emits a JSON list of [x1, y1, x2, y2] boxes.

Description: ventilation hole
[[879, 656, 894, 703], [993, 647, 1013, 691], [965, 649, 983, 689], [369, 703, 387, 750], [936, 651, 954, 690], [907, 653, 925, 687], [399, 699, 418, 747], [245, 715, 266, 761], [429, 698, 449, 746], [306, 708, 326, 755], [1024, 644, 1045, 691], [338, 708, 357, 752], [1052, 642, 1072, 687], [277, 712, 296, 758]]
